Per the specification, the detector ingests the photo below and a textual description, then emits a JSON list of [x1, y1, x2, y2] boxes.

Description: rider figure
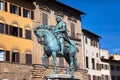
[[54, 16, 70, 55]]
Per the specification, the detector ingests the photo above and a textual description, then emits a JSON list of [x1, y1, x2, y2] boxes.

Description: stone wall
[[0, 62, 33, 80], [32, 64, 88, 80]]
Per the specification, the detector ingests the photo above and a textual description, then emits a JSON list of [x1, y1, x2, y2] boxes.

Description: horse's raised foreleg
[[52, 51, 57, 74], [41, 54, 48, 68]]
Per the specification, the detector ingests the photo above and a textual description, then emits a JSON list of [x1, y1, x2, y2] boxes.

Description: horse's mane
[[34, 25, 54, 33]]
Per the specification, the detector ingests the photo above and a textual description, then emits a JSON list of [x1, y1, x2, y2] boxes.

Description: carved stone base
[[44, 74, 81, 80]]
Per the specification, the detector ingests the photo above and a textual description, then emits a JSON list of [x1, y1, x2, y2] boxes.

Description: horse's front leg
[[52, 51, 57, 74], [41, 54, 48, 68]]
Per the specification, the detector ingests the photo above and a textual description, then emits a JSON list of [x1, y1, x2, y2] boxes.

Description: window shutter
[[59, 57, 64, 67], [16, 52, 19, 63], [70, 23, 75, 38], [0, 23, 4, 33], [26, 54, 32, 65], [18, 7, 21, 16], [23, 8, 25, 17], [10, 26, 13, 35], [10, 4, 12, 13], [4, 2, 7, 12], [12, 52, 15, 62], [31, 11, 34, 20], [5, 24, 9, 34], [42, 13, 48, 25], [19, 28, 22, 37], [25, 30, 31, 39], [5, 50, 10, 61]]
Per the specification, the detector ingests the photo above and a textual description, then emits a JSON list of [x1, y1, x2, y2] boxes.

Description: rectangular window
[[91, 39, 94, 46], [0, 23, 4, 34], [111, 65, 115, 71], [70, 23, 75, 38], [23, 9, 30, 18], [0, 50, 5, 61], [93, 75, 97, 80], [92, 58, 95, 69], [85, 36, 88, 44], [25, 30, 31, 39], [59, 57, 64, 67], [10, 26, 18, 37], [116, 66, 120, 71], [101, 64, 104, 69], [117, 76, 120, 80], [105, 75, 108, 80], [42, 13, 48, 25], [12, 52, 19, 63], [26, 54, 32, 65], [0, 1, 4, 10], [96, 63, 99, 70], [10, 4, 18, 14], [112, 75, 116, 80], [96, 53, 98, 57], [86, 56, 89, 68], [88, 75, 91, 80]]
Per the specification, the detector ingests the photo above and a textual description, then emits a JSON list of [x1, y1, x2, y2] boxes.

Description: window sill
[[0, 33, 33, 41]]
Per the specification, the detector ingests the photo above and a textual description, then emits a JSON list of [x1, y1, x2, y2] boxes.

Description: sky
[[58, 0, 120, 54]]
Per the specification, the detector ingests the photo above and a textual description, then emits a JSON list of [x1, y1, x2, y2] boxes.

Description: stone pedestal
[[32, 64, 46, 80], [45, 74, 81, 80]]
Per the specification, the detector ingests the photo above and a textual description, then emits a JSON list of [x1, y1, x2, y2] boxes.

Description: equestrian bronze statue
[[34, 16, 79, 76]]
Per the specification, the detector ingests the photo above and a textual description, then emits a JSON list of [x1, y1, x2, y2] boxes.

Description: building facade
[[108, 54, 120, 80], [0, 0, 89, 80], [100, 49, 111, 80], [0, 0, 34, 80], [82, 29, 101, 80], [82, 29, 114, 80], [32, 0, 88, 80]]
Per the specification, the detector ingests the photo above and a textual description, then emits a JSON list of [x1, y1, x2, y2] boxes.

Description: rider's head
[[56, 16, 62, 23]]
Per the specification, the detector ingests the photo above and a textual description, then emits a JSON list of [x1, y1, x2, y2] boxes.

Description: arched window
[[25, 26, 32, 40], [11, 46, 20, 63], [26, 53, 32, 65], [10, 20, 22, 37], [0, 16, 6, 34], [0, 43, 10, 62], [0, 1, 7, 11]]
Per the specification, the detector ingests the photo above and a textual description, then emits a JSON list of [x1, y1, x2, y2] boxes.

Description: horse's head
[[33, 25, 45, 44], [34, 25, 53, 44]]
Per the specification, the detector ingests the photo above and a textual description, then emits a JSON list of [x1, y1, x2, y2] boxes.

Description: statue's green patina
[[34, 16, 79, 76], [54, 16, 71, 55]]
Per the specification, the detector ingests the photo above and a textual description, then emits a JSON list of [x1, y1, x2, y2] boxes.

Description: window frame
[[25, 29, 32, 40], [0, 1, 4, 10], [10, 4, 18, 15], [23, 8, 30, 18], [0, 50, 5, 61], [70, 22, 75, 38], [0, 23, 5, 34], [26, 54, 32, 65]]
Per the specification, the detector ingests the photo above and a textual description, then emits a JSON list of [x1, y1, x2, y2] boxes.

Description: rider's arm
[[55, 22, 66, 32]]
